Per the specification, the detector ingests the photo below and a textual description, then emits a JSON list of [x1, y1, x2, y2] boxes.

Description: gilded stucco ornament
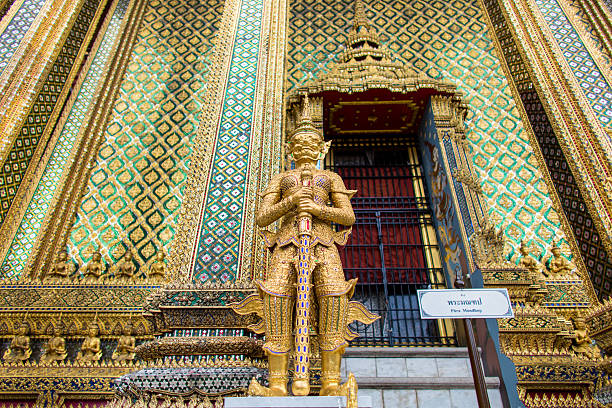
[[40, 326, 67, 365], [46, 250, 72, 282], [519, 240, 546, 278], [3, 322, 31, 363], [571, 316, 601, 360], [470, 219, 512, 269], [83, 249, 104, 283], [113, 324, 136, 362], [76, 323, 102, 363], [231, 95, 378, 399], [548, 241, 576, 277], [517, 240, 549, 305], [148, 250, 167, 283], [116, 249, 136, 282]]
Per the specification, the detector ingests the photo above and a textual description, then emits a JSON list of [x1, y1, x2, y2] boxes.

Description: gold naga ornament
[[232, 95, 379, 398]]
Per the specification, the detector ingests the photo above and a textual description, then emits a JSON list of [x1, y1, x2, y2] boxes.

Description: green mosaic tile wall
[[68, 0, 224, 270], [287, 0, 569, 261], [1, 0, 131, 278], [0, 0, 101, 223]]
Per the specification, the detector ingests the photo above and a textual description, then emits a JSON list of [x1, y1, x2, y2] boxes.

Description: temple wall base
[[224, 396, 373, 408], [342, 347, 504, 408]]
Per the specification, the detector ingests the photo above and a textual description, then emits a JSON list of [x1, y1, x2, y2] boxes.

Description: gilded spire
[[352, 0, 370, 32], [344, 0, 385, 63]]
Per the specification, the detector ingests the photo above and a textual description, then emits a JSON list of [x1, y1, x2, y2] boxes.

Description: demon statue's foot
[[320, 372, 358, 400], [247, 377, 288, 397]]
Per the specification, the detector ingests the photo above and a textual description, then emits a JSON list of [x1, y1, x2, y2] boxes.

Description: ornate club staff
[[292, 162, 314, 395]]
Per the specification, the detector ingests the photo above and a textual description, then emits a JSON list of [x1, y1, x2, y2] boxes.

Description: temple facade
[[0, 0, 610, 406]]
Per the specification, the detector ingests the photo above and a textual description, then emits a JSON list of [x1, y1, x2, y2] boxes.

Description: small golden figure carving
[[548, 242, 575, 276], [46, 250, 70, 282], [83, 250, 104, 283], [116, 249, 136, 282], [232, 95, 378, 398], [3, 323, 31, 363], [519, 240, 546, 278], [148, 250, 166, 283], [112, 324, 136, 362], [76, 323, 102, 363], [571, 317, 600, 360], [41, 327, 67, 364]]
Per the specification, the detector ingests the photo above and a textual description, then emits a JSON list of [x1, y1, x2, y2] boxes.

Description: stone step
[[358, 387, 504, 408], [340, 347, 504, 407], [225, 396, 372, 408], [342, 348, 476, 380], [355, 376, 500, 389], [345, 347, 473, 358]]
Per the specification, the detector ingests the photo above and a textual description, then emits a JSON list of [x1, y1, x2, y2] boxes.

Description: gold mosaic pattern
[[68, 0, 224, 268], [287, 0, 569, 261]]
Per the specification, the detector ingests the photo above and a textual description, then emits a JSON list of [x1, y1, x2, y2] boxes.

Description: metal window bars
[[328, 143, 457, 347]]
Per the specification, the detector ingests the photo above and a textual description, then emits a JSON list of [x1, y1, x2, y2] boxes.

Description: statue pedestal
[[224, 396, 372, 407]]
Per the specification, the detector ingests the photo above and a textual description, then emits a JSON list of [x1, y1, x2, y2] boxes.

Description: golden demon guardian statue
[[232, 96, 379, 398]]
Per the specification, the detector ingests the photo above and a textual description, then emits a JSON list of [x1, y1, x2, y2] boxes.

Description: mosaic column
[[168, 0, 286, 283]]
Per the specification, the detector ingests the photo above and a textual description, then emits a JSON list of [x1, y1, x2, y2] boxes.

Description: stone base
[[224, 396, 373, 408]]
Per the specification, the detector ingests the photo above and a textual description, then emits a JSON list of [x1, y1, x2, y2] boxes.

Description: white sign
[[417, 288, 514, 319]]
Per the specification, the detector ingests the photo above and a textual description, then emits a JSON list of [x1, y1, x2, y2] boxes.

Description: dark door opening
[[327, 139, 456, 346]]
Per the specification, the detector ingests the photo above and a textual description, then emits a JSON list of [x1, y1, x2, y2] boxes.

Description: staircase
[[343, 347, 504, 407]]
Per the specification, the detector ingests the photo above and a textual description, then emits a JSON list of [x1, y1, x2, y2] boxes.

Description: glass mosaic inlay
[[0, 0, 47, 75], [536, 0, 612, 127], [1, 0, 130, 278], [192, 0, 263, 282], [68, 0, 224, 271]]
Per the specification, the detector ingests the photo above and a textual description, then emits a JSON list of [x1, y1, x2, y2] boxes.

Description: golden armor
[[112, 325, 136, 362], [76, 324, 102, 363], [41, 327, 67, 364], [3, 323, 32, 363], [232, 96, 378, 398]]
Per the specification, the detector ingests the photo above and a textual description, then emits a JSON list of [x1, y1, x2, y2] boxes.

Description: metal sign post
[[417, 278, 514, 408], [454, 273, 490, 408]]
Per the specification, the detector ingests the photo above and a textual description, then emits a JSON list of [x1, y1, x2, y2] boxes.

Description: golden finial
[[352, 0, 369, 31]]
